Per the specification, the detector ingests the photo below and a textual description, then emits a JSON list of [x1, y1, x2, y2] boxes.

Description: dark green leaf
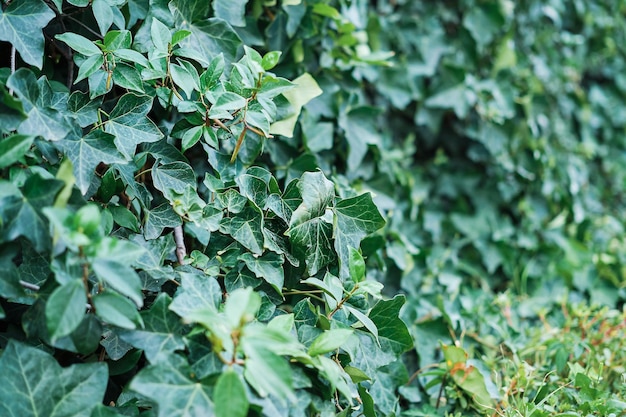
[[56, 32, 102, 56], [104, 93, 163, 158], [169, 271, 222, 318], [369, 295, 412, 355], [239, 252, 284, 295], [130, 355, 214, 417], [334, 193, 385, 278], [0, 0, 55, 68], [56, 130, 126, 195], [220, 205, 265, 255], [0, 340, 107, 417], [213, 0, 248, 27]]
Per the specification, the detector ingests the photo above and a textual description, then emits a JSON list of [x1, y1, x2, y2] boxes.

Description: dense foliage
[[1, 0, 625, 416]]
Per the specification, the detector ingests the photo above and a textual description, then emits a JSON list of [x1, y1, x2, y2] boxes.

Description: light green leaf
[[270, 73, 323, 138], [0, 0, 55, 68], [92, 0, 114, 35], [334, 193, 385, 278], [214, 370, 249, 417], [56, 130, 126, 195], [169, 271, 222, 318], [92, 258, 144, 307], [239, 252, 285, 295], [262, 51, 282, 70], [93, 291, 143, 329], [129, 356, 214, 417], [212, 0, 248, 27], [0, 340, 107, 417], [338, 106, 381, 172], [151, 17, 171, 51], [112, 63, 144, 93], [104, 93, 163, 159], [46, 279, 87, 341], [0, 134, 34, 169], [208, 91, 248, 119], [56, 32, 102, 56], [308, 329, 354, 356], [243, 347, 295, 402]]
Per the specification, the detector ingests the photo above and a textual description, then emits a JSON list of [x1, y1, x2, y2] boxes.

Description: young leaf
[[93, 291, 143, 329], [214, 370, 249, 417], [0, 134, 35, 169], [56, 33, 102, 56], [46, 279, 87, 341], [308, 328, 354, 356], [92, 258, 144, 307]]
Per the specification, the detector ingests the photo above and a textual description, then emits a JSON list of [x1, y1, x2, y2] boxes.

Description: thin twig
[[19, 280, 40, 291], [8, 46, 15, 95], [174, 225, 186, 264]]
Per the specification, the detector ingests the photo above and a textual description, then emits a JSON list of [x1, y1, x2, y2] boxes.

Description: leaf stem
[[174, 225, 186, 264]]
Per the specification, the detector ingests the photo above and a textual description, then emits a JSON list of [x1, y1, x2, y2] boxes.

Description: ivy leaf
[[212, 0, 248, 27], [104, 93, 163, 159], [287, 171, 335, 275], [144, 203, 182, 240], [214, 370, 249, 417], [0, 175, 62, 252], [0, 340, 107, 417], [129, 355, 214, 417], [92, 291, 144, 329], [334, 193, 385, 278], [308, 328, 354, 356], [92, 258, 144, 308], [170, 0, 242, 63], [220, 205, 265, 255], [0, 134, 35, 169], [239, 252, 285, 295], [169, 271, 222, 318], [56, 130, 126, 195], [46, 279, 87, 342], [0, 0, 55, 69], [152, 160, 197, 200], [368, 295, 413, 356], [118, 293, 185, 363], [7, 69, 73, 141], [338, 106, 382, 173]]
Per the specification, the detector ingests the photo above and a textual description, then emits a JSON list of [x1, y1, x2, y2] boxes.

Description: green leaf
[[92, 258, 144, 308], [112, 63, 144, 93], [151, 18, 172, 51], [0, 340, 107, 417], [348, 247, 365, 283], [129, 355, 214, 417], [219, 205, 265, 255], [56, 130, 126, 195], [152, 160, 197, 198], [92, 0, 114, 35], [68, 91, 102, 127], [308, 328, 354, 356], [334, 193, 385, 278], [117, 293, 185, 363], [0, 0, 55, 68], [169, 271, 222, 318], [243, 347, 295, 402], [93, 291, 143, 329], [212, 0, 249, 27], [170, 0, 242, 63], [7, 69, 73, 141], [214, 370, 249, 417], [0, 134, 34, 169], [208, 91, 248, 119], [0, 174, 62, 252], [144, 203, 182, 240], [239, 252, 285, 295], [287, 171, 335, 275], [338, 106, 381, 172], [104, 93, 163, 159], [262, 51, 282, 70], [56, 32, 102, 56], [46, 279, 87, 341], [368, 295, 413, 355]]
